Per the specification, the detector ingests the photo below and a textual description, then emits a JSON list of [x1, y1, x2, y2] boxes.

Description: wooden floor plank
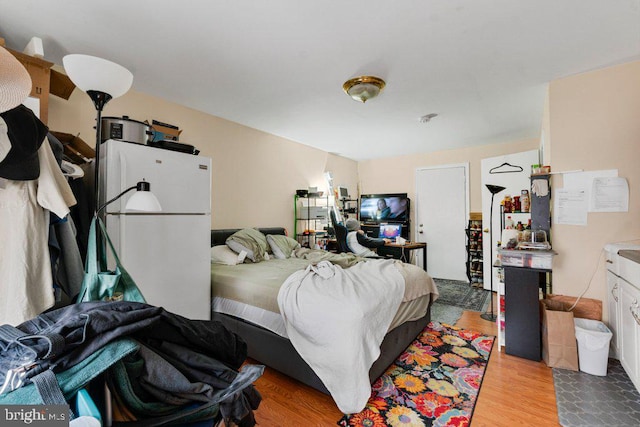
[[249, 306, 560, 426]]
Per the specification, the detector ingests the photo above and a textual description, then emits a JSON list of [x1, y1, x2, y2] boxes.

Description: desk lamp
[[481, 184, 506, 322]]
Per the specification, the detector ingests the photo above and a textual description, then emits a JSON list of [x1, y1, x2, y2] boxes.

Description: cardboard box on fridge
[[540, 299, 579, 371], [151, 121, 182, 142]]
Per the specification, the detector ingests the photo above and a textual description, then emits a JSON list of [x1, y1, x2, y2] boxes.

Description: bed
[[209, 227, 438, 413]]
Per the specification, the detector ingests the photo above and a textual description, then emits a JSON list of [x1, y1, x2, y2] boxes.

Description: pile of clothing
[[0, 301, 263, 426]]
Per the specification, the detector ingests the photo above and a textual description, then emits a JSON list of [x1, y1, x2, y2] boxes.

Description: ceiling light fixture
[[342, 76, 386, 103]]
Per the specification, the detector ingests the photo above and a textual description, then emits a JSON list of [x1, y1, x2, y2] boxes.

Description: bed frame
[[210, 227, 431, 394]]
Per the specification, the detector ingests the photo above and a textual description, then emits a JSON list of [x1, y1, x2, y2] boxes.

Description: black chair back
[[330, 210, 351, 253]]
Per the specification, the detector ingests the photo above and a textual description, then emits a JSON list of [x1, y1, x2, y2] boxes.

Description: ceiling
[[1, 1, 639, 161]]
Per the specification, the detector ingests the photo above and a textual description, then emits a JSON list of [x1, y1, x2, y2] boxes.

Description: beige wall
[[548, 60, 640, 317], [358, 138, 539, 218], [48, 88, 358, 233], [541, 90, 551, 166]]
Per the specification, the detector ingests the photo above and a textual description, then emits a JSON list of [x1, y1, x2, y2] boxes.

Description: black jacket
[[356, 232, 386, 249]]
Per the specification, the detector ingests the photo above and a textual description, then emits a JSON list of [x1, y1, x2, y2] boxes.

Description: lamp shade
[[125, 190, 162, 212], [486, 184, 506, 195], [63, 54, 133, 98]]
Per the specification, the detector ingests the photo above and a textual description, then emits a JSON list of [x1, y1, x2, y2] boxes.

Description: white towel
[[532, 179, 549, 197]]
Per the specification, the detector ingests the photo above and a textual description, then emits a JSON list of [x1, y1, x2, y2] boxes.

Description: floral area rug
[[338, 322, 494, 427]]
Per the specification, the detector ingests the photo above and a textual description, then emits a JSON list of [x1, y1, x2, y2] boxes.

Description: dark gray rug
[[432, 278, 491, 312], [429, 279, 491, 326], [430, 303, 464, 326], [553, 358, 640, 426]]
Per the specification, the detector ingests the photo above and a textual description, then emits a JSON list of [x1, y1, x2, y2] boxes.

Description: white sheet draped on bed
[[277, 259, 404, 414]]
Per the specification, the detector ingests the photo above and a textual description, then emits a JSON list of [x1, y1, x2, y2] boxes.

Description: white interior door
[[416, 164, 469, 280]]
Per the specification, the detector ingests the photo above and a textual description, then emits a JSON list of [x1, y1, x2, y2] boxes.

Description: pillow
[[267, 234, 301, 259], [225, 228, 269, 262], [211, 245, 246, 265]]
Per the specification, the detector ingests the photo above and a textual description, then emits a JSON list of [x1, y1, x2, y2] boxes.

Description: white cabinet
[[605, 247, 640, 392], [619, 278, 640, 389], [606, 270, 621, 358]]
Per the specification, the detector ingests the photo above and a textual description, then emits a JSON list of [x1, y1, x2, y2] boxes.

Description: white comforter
[[277, 259, 405, 414]]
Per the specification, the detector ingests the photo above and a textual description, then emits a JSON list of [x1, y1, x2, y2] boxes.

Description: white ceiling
[[1, 1, 639, 161]]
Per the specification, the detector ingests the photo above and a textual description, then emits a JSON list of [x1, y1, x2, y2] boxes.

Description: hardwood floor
[[249, 307, 560, 426], [456, 310, 560, 427]]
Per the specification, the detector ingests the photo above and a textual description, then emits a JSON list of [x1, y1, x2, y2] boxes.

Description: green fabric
[[107, 353, 220, 425], [0, 339, 139, 405], [266, 234, 300, 259], [225, 228, 269, 262], [78, 217, 146, 303], [211, 258, 311, 313]]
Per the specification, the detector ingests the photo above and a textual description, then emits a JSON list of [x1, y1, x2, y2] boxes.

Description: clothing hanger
[[61, 160, 84, 179], [489, 162, 524, 174]]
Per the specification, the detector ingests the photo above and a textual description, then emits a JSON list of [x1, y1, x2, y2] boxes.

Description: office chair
[[330, 210, 352, 253]]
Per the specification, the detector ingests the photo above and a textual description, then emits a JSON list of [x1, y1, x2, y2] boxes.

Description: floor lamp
[[62, 54, 134, 215], [63, 55, 160, 264], [480, 184, 506, 322]]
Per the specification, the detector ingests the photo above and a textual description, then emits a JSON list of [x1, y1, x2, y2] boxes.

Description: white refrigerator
[[100, 140, 212, 319]]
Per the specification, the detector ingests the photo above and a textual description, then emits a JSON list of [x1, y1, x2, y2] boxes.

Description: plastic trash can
[[574, 318, 612, 376]]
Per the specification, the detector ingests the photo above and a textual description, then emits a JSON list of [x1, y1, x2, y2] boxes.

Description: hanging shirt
[[0, 139, 76, 325]]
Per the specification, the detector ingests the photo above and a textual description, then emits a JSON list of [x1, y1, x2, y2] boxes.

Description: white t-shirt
[[0, 139, 76, 325], [346, 231, 377, 257]]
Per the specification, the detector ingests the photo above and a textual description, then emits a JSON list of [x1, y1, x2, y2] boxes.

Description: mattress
[[210, 257, 434, 337]]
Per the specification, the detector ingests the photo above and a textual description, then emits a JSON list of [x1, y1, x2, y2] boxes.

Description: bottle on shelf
[[521, 190, 530, 213], [513, 195, 521, 212], [505, 216, 515, 229], [503, 196, 513, 213]]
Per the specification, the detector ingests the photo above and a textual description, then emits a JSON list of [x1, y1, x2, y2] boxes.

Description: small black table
[[503, 266, 550, 361]]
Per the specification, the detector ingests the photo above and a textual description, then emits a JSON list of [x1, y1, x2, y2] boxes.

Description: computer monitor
[[379, 223, 402, 239]]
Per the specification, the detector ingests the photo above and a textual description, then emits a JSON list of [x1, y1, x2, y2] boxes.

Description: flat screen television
[[359, 193, 409, 223]]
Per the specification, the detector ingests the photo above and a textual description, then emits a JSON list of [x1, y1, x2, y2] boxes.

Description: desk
[[380, 242, 427, 271]]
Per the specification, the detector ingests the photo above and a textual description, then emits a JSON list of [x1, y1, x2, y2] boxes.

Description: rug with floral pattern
[[338, 322, 494, 427]]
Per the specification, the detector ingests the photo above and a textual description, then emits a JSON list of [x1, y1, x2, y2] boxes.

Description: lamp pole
[[86, 90, 112, 217], [481, 184, 506, 322], [85, 90, 113, 268]]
